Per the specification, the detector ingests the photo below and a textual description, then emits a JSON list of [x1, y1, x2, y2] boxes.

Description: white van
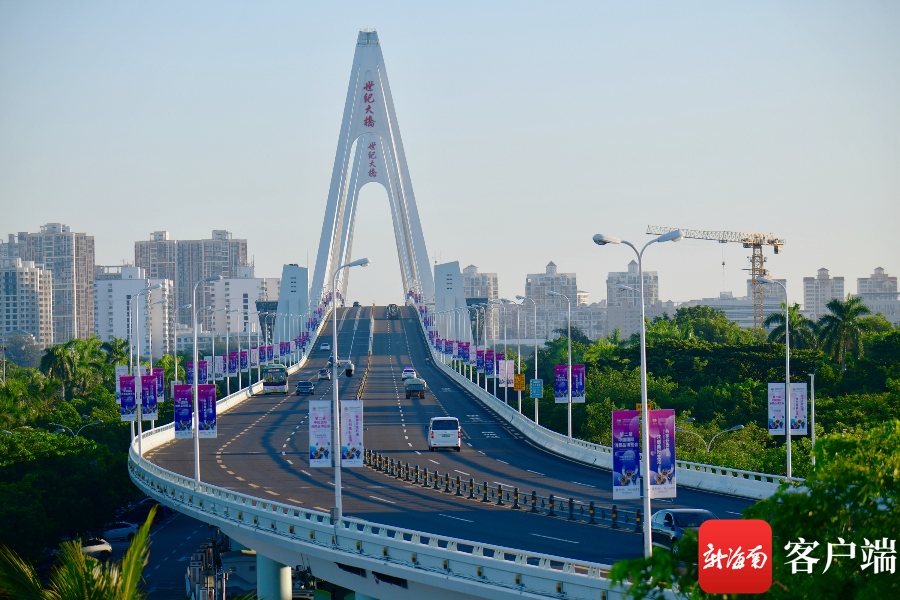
[[428, 417, 461, 452]]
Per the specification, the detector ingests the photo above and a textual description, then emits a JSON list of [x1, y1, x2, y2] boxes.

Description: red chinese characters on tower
[[363, 81, 374, 91], [363, 82, 377, 176], [363, 116, 375, 128]]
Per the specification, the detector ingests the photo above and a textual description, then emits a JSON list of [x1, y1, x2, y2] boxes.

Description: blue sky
[[1, 1, 897, 307]]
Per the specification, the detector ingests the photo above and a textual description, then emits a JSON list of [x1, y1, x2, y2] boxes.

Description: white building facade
[[856, 267, 900, 325], [803, 268, 845, 320], [0, 258, 54, 349], [93, 266, 172, 359], [208, 267, 280, 336]]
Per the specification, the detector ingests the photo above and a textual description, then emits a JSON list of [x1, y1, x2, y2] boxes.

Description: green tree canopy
[[764, 302, 819, 350], [818, 295, 872, 370]]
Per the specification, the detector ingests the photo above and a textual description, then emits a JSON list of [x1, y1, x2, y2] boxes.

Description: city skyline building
[[803, 268, 845, 320], [0, 258, 54, 349], [462, 264, 499, 339], [1, 223, 95, 343], [93, 266, 172, 359], [606, 260, 659, 309]]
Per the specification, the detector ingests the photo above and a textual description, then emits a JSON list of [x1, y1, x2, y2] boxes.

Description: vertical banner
[[309, 400, 332, 467], [173, 385, 193, 438], [496, 353, 505, 385], [476, 350, 485, 373], [290, 341, 296, 354], [341, 400, 364, 467], [571, 365, 586, 403], [115, 365, 129, 404], [274, 343, 280, 360], [790, 382, 808, 435], [485, 350, 495, 377], [186, 361, 194, 385], [141, 375, 158, 420], [197, 384, 216, 438], [555, 365, 568, 403], [768, 383, 785, 435], [530, 379, 543, 399], [153, 368, 165, 405], [452, 341, 459, 358], [266, 345, 274, 362], [214, 356, 225, 380], [240, 350, 248, 372], [612, 410, 642, 499], [198, 361, 208, 385], [228, 352, 238, 376], [648, 409, 676, 499], [250, 347, 259, 368], [119, 376, 137, 422]]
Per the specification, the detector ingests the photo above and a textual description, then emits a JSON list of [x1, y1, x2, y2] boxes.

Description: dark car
[[650, 508, 719, 549], [353, 301, 361, 307], [295, 381, 315, 394]]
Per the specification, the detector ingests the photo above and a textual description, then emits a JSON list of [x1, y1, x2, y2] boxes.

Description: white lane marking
[[404, 436, 408, 439], [493, 481, 510, 487], [428, 459, 440, 464], [477, 450, 485, 455], [496, 459, 509, 464], [532, 533, 579, 544], [287, 459, 294, 465], [527, 470, 545, 476], [414, 451, 421, 455], [454, 469, 470, 476], [571, 481, 596, 488], [726, 511, 743, 516], [439, 513, 474, 523], [369, 495, 395, 504], [301, 470, 312, 476], [408, 443, 413, 447], [466, 442, 473, 447]]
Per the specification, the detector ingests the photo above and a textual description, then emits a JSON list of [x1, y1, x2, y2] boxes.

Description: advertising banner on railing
[[119, 376, 137, 422], [555, 365, 568, 403], [612, 410, 641, 499], [140, 375, 158, 420], [486, 350, 495, 377], [153, 369, 164, 405], [572, 365, 586, 403], [198, 361, 208, 385], [452, 341, 459, 358], [240, 350, 248, 372], [648, 408, 676, 499], [214, 356, 224, 380], [274, 343, 281, 359], [790, 382, 808, 435], [309, 400, 332, 467], [115, 365, 129, 404], [341, 400, 363, 467], [197, 384, 216, 438], [476, 350, 485, 373], [498, 359, 513, 387], [250, 348, 259, 368], [767, 383, 786, 435], [173, 385, 192, 438]]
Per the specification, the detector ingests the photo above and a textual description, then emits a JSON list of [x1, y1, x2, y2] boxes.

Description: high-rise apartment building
[[856, 267, 900, 325], [803, 268, 844, 320], [134, 230, 249, 328], [1, 224, 95, 343], [208, 266, 280, 336], [0, 258, 54, 349], [607, 260, 658, 309], [462, 265, 499, 340], [93, 266, 172, 359], [523, 262, 578, 341]]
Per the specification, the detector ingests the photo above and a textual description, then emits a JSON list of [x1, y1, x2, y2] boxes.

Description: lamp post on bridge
[[331, 258, 371, 527], [192, 275, 223, 488], [758, 275, 793, 478], [547, 291, 572, 438], [503, 299, 522, 413], [593, 228, 684, 559], [516, 295, 539, 425], [171, 304, 192, 397]]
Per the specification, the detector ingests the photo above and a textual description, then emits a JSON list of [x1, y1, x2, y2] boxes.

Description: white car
[[103, 521, 140, 542], [81, 539, 112, 561], [320, 343, 330, 351], [428, 417, 461, 452], [401, 367, 417, 380]]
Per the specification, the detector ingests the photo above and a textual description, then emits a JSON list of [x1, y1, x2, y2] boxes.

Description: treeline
[[489, 300, 900, 477]]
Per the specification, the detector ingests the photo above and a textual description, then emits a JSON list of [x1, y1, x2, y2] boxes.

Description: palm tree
[[101, 338, 130, 366], [0, 507, 155, 599], [817, 295, 872, 371], [66, 337, 105, 399], [763, 302, 819, 350], [39, 345, 76, 401]]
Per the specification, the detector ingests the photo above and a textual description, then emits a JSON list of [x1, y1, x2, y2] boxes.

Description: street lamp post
[[593, 229, 684, 559], [192, 275, 223, 487], [148, 298, 167, 430], [330, 258, 371, 527], [131, 283, 161, 453], [810, 366, 818, 467], [171, 304, 191, 398], [516, 295, 538, 424], [759, 276, 792, 478], [675, 424, 745, 453], [504, 299, 522, 413], [548, 291, 572, 438], [50, 419, 102, 437]]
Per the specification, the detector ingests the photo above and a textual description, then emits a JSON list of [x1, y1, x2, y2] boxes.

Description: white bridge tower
[[310, 30, 433, 306]]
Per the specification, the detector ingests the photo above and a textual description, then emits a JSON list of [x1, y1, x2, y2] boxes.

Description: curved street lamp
[[675, 424, 745, 453], [593, 228, 683, 559], [192, 275, 223, 487], [516, 295, 539, 424], [50, 419, 102, 437], [758, 275, 792, 478]]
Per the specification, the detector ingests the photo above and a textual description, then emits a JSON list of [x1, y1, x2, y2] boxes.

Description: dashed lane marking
[[439, 514, 474, 523], [369, 496, 396, 504]]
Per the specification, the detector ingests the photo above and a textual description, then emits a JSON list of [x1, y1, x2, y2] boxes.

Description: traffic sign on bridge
[[530, 379, 543, 399]]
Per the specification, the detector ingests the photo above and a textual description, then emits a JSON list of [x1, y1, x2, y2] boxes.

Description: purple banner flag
[[572, 365, 585, 403], [228, 352, 238, 376], [153, 368, 165, 404], [554, 365, 568, 403], [485, 350, 495, 377], [476, 350, 485, 373], [648, 409, 676, 499], [612, 410, 641, 499], [186, 361, 194, 385], [240, 350, 248, 371], [141, 375, 158, 420], [173, 385, 192, 438], [120, 376, 137, 422], [197, 384, 217, 438]]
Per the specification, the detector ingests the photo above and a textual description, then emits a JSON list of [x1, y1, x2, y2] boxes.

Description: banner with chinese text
[[648, 408, 676, 499], [250, 348, 259, 368], [341, 400, 363, 467], [572, 365, 586, 403], [153, 369, 165, 405], [214, 356, 225, 380], [555, 365, 568, 403], [240, 350, 248, 372], [790, 382, 808, 435], [309, 400, 332, 467], [228, 352, 238, 376], [485, 350, 495, 377], [197, 384, 216, 438], [141, 375, 158, 420], [115, 365, 129, 404], [173, 385, 193, 438], [612, 410, 641, 499], [768, 383, 786, 435], [119, 376, 137, 422]]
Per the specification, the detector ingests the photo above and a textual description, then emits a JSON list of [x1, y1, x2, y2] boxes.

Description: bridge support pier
[[256, 553, 291, 600]]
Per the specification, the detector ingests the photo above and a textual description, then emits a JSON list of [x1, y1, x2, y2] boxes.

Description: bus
[[387, 303, 399, 318], [261, 364, 288, 394]]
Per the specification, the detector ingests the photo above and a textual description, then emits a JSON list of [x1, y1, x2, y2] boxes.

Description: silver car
[[650, 508, 718, 549], [104, 521, 140, 542], [81, 539, 112, 561]]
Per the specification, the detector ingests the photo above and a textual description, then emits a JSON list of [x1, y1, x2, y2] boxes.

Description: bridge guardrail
[[410, 303, 804, 500]]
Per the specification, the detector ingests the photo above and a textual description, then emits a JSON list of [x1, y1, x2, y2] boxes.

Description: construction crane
[[646, 226, 785, 330]]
